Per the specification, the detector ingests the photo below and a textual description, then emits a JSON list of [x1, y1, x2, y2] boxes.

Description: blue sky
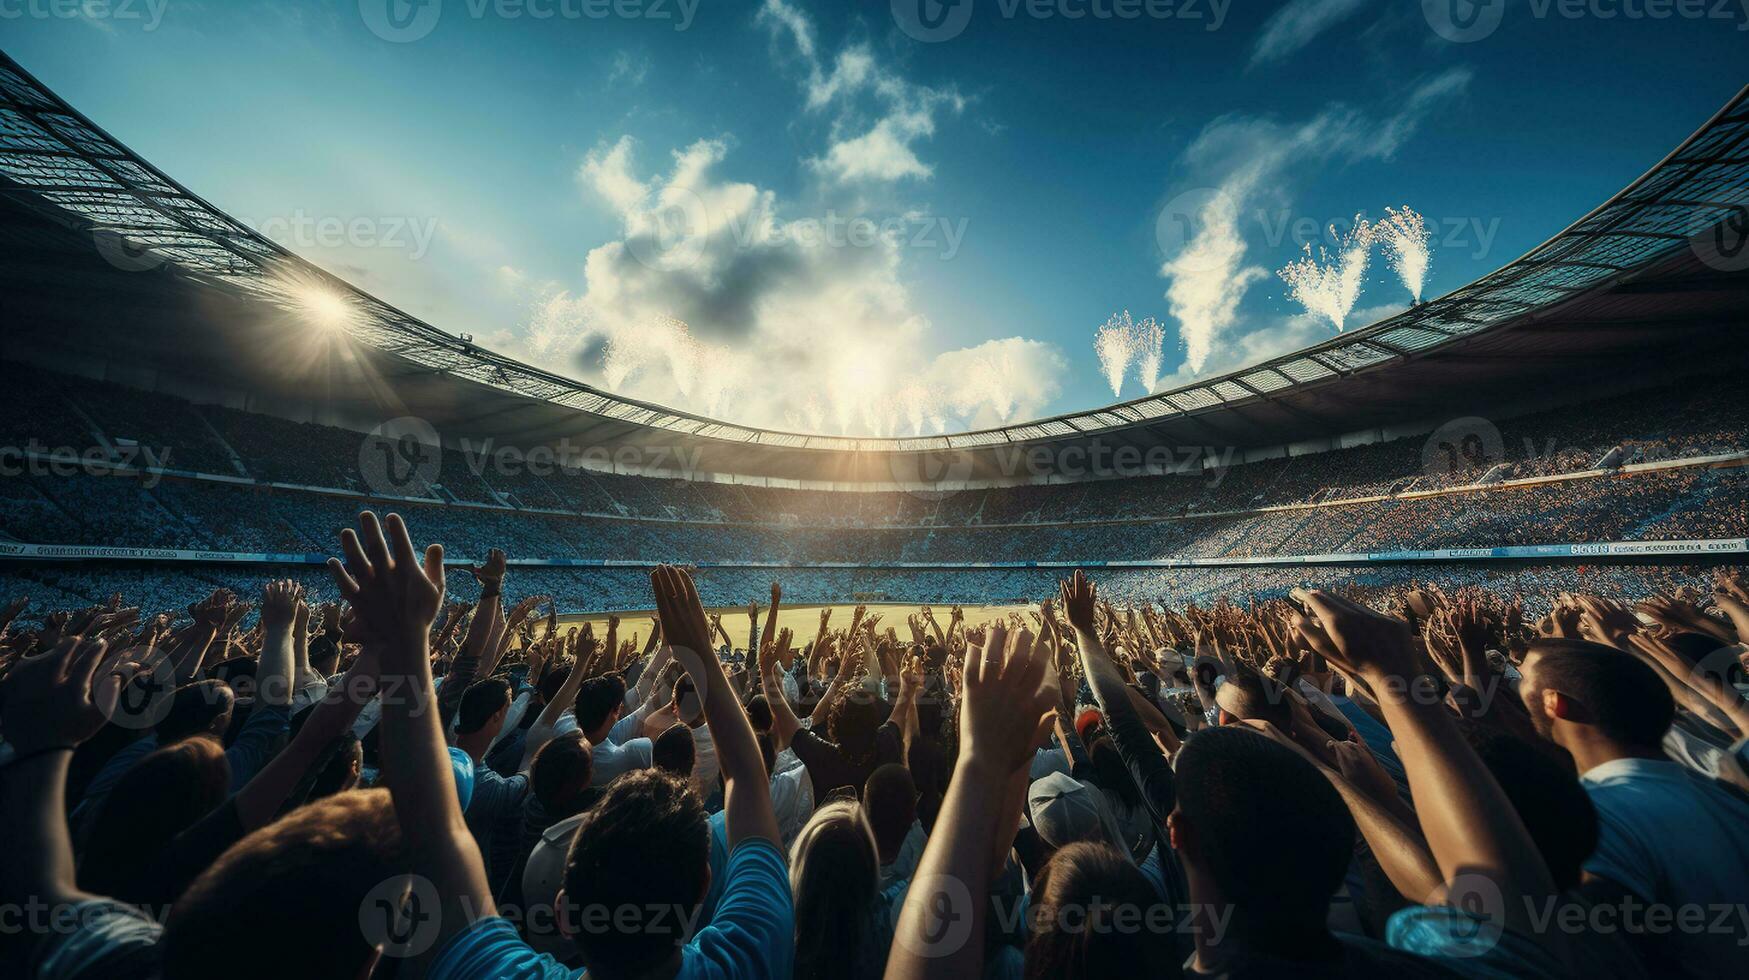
[[5, 0, 1745, 434]]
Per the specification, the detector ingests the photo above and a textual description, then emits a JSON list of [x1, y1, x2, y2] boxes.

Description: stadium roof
[[2, 50, 1747, 486]]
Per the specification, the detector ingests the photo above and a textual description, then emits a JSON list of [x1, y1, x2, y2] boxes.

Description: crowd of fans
[[4, 365, 1745, 536], [4, 461, 1746, 571], [1, 514, 1746, 980]]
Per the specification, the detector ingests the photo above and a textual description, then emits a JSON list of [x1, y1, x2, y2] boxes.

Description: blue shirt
[[428, 837, 794, 980]]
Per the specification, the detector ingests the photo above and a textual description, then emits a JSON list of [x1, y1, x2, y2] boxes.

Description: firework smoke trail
[[601, 334, 650, 388], [1375, 206, 1432, 303], [1095, 313, 1140, 396], [1277, 218, 1373, 332], [1131, 316, 1166, 392]]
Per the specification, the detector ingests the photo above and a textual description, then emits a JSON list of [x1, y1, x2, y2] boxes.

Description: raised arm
[[1294, 588, 1559, 945], [256, 579, 302, 709], [518, 626, 597, 771], [0, 638, 124, 910], [329, 511, 488, 973], [1061, 571, 1177, 823], [885, 623, 1056, 980], [652, 565, 779, 846]]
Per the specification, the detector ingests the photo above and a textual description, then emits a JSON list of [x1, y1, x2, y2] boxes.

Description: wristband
[[480, 590, 501, 601]]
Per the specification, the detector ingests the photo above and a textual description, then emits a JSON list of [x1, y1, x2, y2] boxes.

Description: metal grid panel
[[0, 49, 1742, 454]]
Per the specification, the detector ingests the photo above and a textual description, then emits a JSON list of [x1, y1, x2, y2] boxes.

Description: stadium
[[0, 53, 1745, 617], [2, 12, 1749, 980]]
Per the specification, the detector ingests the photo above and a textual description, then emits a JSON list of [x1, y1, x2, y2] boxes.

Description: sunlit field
[[554, 603, 1039, 645]]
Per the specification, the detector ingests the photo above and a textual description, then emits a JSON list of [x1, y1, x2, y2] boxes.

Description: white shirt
[[591, 735, 654, 786], [769, 748, 814, 847], [1580, 756, 1749, 978]]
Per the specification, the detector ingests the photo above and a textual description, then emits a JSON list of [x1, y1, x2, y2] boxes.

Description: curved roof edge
[[1, 50, 1745, 454]]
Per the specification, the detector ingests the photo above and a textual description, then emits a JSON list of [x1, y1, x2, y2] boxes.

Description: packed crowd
[[5, 460, 1746, 569], [6, 364, 1745, 533], [2, 511, 1747, 980]]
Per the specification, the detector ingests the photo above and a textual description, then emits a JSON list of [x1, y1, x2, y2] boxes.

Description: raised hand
[[260, 578, 304, 631], [1291, 588, 1417, 684], [960, 622, 1056, 775], [326, 512, 446, 656], [1059, 569, 1098, 634], [0, 637, 124, 755], [466, 548, 507, 594]]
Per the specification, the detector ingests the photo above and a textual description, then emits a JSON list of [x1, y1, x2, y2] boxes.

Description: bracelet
[[1, 744, 76, 770], [480, 590, 501, 600]]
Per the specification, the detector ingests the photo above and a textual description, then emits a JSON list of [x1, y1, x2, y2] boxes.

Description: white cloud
[[607, 51, 651, 87], [759, 0, 965, 185], [536, 136, 1063, 435], [1158, 68, 1471, 377], [1250, 0, 1371, 67]]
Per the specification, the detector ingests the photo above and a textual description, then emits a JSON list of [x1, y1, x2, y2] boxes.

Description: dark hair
[[531, 731, 595, 818], [155, 680, 234, 742], [456, 678, 512, 735], [746, 694, 773, 734], [862, 763, 917, 860], [1662, 631, 1746, 684], [1459, 723, 1596, 892], [1173, 727, 1354, 935], [1527, 642, 1675, 749], [308, 634, 341, 676], [537, 663, 571, 703], [164, 789, 407, 980], [672, 673, 701, 722], [562, 770, 710, 976], [827, 693, 886, 772], [790, 801, 880, 980], [306, 732, 363, 802], [651, 722, 696, 780], [1025, 842, 1180, 980], [574, 675, 627, 733], [79, 737, 231, 905]]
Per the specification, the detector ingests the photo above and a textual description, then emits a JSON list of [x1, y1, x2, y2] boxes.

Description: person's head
[[560, 770, 710, 977], [536, 663, 571, 705], [80, 736, 231, 904], [745, 694, 773, 734], [574, 675, 627, 740], [531, 731, 595, 819], [1214, 672, 1291, 728], [1170, 727, 1353, 948], [671, 674, 702, 725], [456, 677, 513, 741], [307, 732, 364, 801], [651, 722, 696, 780], [1661, 630, 1747, 684], [789, 800, 880, 980], [1074, 708, 1104, 745], [826, 692, 885, 770], [862, 763, 917, 863], [308, 634, 341, 677], [1519, 640, 1675, 755], [1459, 724, 1596, 892], [163, 789, 406, 980], [155, 679, 234, 742], [1025, 842, 1180, 980], [1028, 772, 1124, 853]]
